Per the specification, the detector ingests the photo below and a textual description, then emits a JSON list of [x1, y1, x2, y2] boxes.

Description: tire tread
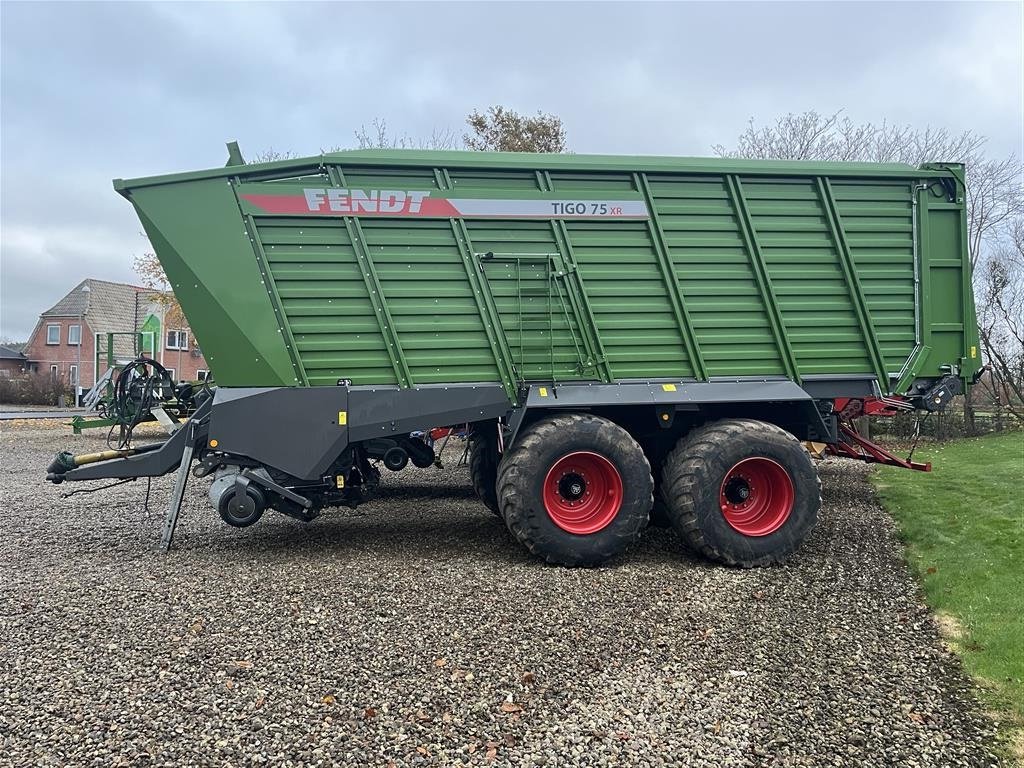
[[660, 419, 821, 567], [468, 425, 500, 515], [497, 413, 653, 567]]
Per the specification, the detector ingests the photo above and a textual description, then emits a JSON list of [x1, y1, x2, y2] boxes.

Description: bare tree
[[976, 218, 1024, 421], [965, 156, 1023, 270], [713, 110, 989, 165], [352, 118, 458, 151], [249, 147, 298, 163], [464, 106, 567, 153]]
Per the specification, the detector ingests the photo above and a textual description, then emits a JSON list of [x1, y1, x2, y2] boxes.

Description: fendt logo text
[[302, 188, 430, 214]]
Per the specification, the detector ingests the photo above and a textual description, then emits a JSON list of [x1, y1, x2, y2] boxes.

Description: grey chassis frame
[[49, 378, 851, 551]]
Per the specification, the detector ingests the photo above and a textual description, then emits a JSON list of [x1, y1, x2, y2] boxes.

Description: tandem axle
[[45, 376, 949, 565]]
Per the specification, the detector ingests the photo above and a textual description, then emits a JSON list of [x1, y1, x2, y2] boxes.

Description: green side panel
[[359, 218, 502, 384], [740, 177, 874, 376], [647, 174, 786, 377], [116, 149, 980, 394], [469, 219, 590, 382], [448, 167, 542, 192], [254, 217, 398, 386], [441, 166, 617, 383], [127, 180, 298, 386], [830, 180, 917, 374], [920, 196, 979, 378], [547, 170, 692, 380], [339, 165, 440, 190], [564, 219, 691, 379]]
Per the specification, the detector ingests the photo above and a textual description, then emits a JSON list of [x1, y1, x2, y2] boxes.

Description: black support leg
[[158, 426, 197, 553]]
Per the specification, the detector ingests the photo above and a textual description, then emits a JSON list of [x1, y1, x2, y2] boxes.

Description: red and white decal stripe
[[240, 193, 460, 217], [240, 189, 649, 219]]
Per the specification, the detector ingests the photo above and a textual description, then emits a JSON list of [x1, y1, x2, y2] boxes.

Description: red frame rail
[[828, 423, 931, 472]]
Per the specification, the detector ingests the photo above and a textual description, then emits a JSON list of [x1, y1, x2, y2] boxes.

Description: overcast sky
[[1, 1, 1021, 340]]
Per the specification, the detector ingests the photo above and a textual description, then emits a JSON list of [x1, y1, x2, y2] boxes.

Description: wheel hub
[[543, 451, 624, 535], [723, 476, 751, 504], [227, 493, 256, 519], [719, 457, 794, 537], [558, 472, 587, 502]]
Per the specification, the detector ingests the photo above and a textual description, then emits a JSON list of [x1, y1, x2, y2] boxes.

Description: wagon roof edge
[[113, 147, 962, 193]]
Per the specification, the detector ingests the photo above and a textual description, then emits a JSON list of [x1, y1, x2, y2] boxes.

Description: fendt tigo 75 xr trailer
[[47, 146, 981, 567]]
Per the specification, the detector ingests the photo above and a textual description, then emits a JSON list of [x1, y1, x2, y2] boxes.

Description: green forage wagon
[[48, 146, 980, 566]]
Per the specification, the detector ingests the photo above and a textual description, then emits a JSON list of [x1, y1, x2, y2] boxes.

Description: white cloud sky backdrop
[[2, 0, 1021, 339]]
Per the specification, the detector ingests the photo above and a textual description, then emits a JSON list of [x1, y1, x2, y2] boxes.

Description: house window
[[46, 324, 60, 345], [50, 364, 59, 380], [69, 365, 79, 386], [68, 325, 81, 345], [166, 330, 188, 351], [196, 369, 209, 381], [165, 368, 176, 382]]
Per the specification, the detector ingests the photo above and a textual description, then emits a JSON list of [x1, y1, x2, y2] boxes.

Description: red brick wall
[[0, 359, 26, 377], [23, 317, 97, 387], [24, 319, 210, 387], [155, 335, 210, 383]]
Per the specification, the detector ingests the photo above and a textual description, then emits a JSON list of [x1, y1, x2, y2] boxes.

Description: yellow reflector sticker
[[662, 383, 677, 392], [970, 346, 977, 359], [538, 387, 548, 397], [336, 475, 345, 488], [338, 411, 347, 426], [209, 439, 219, 448]]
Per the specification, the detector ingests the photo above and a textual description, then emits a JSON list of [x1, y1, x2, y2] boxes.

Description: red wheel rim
[[719, 457, 794, 537], [543, 451, 623, 534]]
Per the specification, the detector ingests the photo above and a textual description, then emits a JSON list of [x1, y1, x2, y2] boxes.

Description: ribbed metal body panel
[[115, 149, 979, 398]]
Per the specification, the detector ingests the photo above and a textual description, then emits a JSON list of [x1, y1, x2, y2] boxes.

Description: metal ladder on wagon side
[[480, 251, 594, 386]]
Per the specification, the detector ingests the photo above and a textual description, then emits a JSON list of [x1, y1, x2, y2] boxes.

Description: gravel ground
[[0, 422, 1001, 767]]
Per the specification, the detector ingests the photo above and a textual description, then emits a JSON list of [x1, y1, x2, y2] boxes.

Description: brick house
[[22, 279, 210, 391], [0, 345, 28, 377]]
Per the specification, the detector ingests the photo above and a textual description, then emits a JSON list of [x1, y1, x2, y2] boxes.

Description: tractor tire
[[660, 419, 820, 567], [497, 413, 653, 567], [469, 423, 501, 516], [642, 440, 673, 528]]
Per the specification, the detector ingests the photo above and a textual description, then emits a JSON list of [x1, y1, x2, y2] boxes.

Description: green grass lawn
[[872, 431, 1024, 761]]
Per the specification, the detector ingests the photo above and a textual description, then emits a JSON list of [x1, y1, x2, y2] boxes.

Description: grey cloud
[[2, 1, 1021, 339]]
